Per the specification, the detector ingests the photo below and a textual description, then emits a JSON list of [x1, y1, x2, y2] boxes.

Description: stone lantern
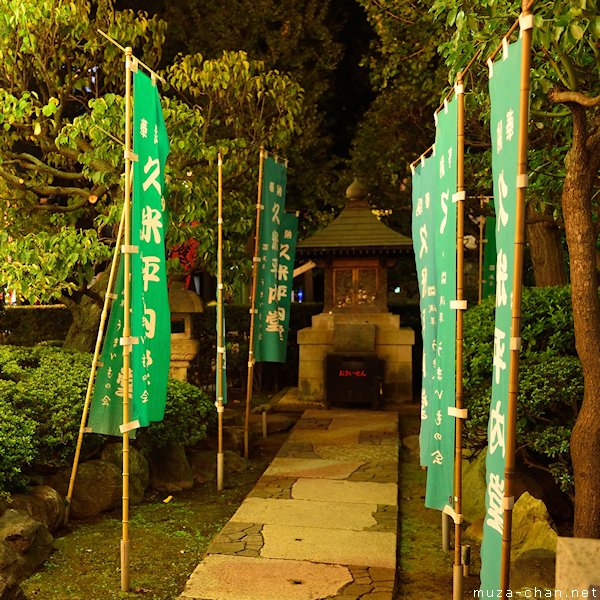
[[168, 281, 204, 381], [296, 179, 415, 406]]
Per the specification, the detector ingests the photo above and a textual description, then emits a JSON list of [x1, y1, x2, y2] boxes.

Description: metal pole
[[243, 148, 265, 458], [453, 72, 466, 600], [216, 152, 225, 491], [499, 5, 532, 596], [442, 512, 451, 551], [120, 46, 134, 593]]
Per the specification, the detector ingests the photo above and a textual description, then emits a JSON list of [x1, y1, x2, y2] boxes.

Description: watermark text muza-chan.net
[[473, 588, 598, 598]]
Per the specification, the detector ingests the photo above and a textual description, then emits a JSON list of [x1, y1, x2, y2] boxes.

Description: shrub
[[0, 400, 37, 493], [137, 379, 216, 450], [0, 305, 72, 345], [462, 286, 581, 496], [0, 345, 217, 493]]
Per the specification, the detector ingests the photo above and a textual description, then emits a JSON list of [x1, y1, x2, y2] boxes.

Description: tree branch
[[0, 165, 106, 209], [5, 152, 85, 181], [531, 108, 571, 119], [369, 0, 415, 25], [549, 89, 600, 108]]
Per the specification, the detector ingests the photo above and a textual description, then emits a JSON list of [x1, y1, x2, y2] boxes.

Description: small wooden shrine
[[296, 179, 415, 406]]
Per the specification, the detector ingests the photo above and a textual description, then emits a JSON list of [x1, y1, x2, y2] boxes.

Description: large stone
[[401, 435, 419, 457], [461, 449, 487, 524], [0, 510, 53, 584], [189, 450, 247, 485], [510, 549, 556, 592], [101, 443, 149, 504], [511, 492, 557, 562], [148, 444, 194, 492], [464, 517, 483, 543], [46, 459, 121, 519], [9, 486, 65, 533], [556, 536, 600, 595], [188, 450, 217, 484]]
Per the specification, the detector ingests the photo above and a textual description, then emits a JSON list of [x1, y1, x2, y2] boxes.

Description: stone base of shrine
[[297, 312, 414, 406]]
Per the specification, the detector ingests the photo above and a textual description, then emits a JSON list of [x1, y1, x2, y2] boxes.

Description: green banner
[[254, 157, 298, 363], [424, 96, 458, 511], [480, 36, 524, 593], [88, 70, 170, 436], [88, 260, 128, 436], [412, 154, 438, 468]]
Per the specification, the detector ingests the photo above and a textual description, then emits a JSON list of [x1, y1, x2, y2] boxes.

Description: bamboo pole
[[120, 46, 134, 593], [453, 72, 466, 600], [499, 4, 533, 597], [98, 29, 165, 85], [65, 205, 126, 524], [243, 148, 266, 459], [478, 197, 485, 304], [216, 152, 225, 491]]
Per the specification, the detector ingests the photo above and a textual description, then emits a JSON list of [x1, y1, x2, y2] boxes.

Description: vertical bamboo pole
[[120, 46, 134, 593], [499, 5, 532, 596], [65, 207, 126, 524], [453, 72, 466, 600], [216, 152, 225, 491], [243, 148, 266, 459], [478, 197, 485, 304]]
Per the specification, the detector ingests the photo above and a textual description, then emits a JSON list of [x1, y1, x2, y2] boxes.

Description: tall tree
[[430, 0, 599, 537], [158, 0, 347, 224], [351, 0, 450, 235], [355, 0, 570, 285], [0, 0, 304, 350]]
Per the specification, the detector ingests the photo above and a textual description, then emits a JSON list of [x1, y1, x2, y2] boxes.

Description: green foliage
[[0, 400, 37, 494], [0, 345, 100, 471], [136, 379, 216, 450], [351, 0, 450, 220], [0, 344, 216, 493], [190, 302, 323, 392], [462, 286, 582, 495], [0, 305, 72, 346], [0, 0, 306, 323], [161, 0, 345, 222]]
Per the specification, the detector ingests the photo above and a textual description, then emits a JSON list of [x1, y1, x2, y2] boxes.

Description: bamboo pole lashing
[[243, 148, 266, 459], [97, 29, 165, 85]]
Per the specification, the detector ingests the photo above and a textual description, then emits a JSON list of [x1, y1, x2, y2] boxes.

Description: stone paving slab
[[178, 554, 353, 600], [291, 478, 397, 506], [261, 524, 397, 569], [313, 444, 398, 465], [264, 457, 365, 479], [231, 497, 379, 530]]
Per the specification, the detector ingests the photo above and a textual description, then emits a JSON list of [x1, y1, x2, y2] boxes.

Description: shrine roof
[[297, 182, 413, 257]]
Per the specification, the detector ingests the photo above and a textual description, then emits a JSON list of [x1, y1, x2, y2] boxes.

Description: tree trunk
[[525, 202, 567, 287], [62, 272, 109, 352], [562, 106, 600, 539]]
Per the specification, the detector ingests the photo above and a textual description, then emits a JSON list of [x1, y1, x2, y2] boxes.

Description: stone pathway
[[178, 408, 399, 600]]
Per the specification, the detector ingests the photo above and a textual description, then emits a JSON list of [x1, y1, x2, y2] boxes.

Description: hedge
[[0, 345, 215, 494], [463, 286, 582, 496]]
